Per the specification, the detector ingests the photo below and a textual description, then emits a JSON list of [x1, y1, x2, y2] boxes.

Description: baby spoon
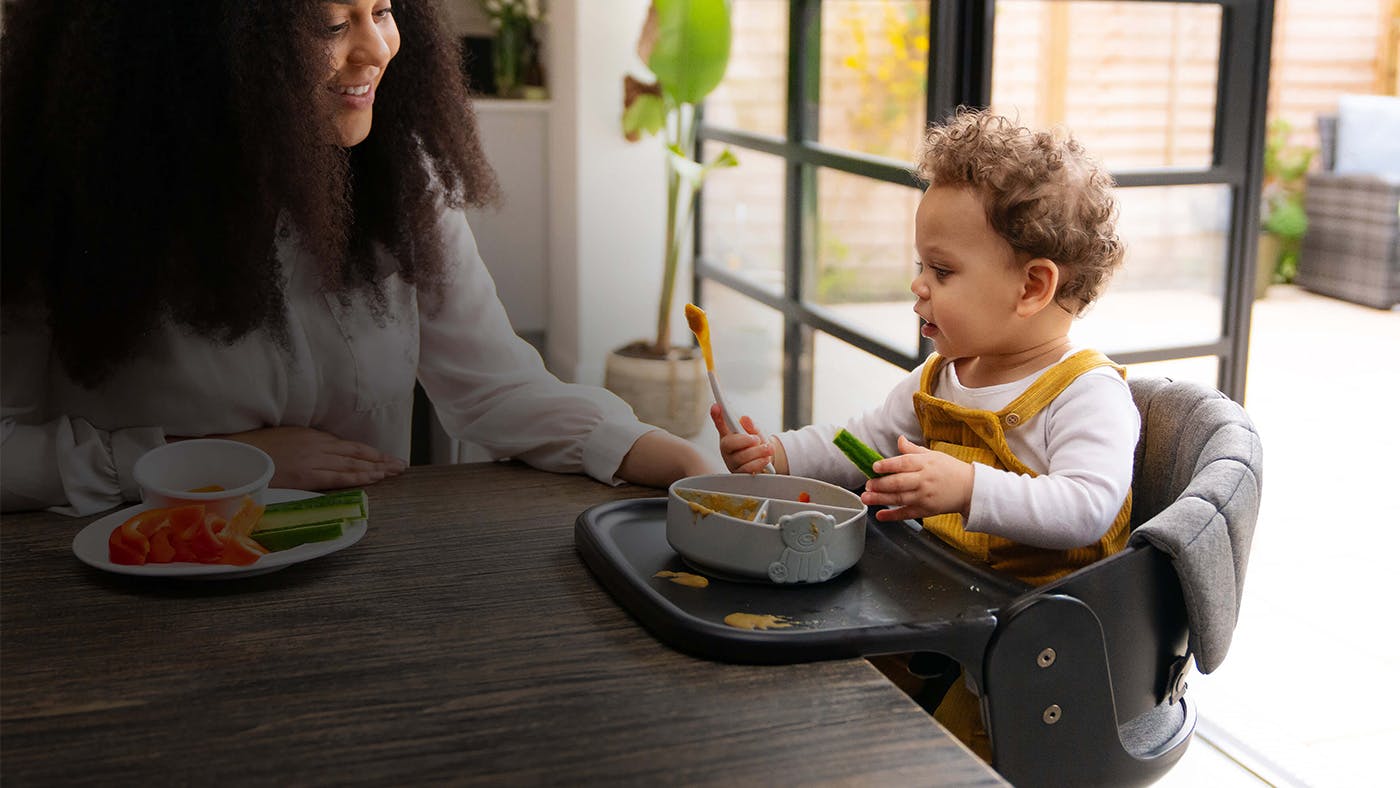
[[684, 303, 776, 474]]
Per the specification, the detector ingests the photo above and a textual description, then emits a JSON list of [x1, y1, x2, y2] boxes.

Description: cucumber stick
[[251, 519, 345, 552], [255, 489, 367, 531], [832, 429, 886, 478]]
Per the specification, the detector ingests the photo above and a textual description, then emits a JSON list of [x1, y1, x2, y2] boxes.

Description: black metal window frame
[[693, 0, 1275, 427]]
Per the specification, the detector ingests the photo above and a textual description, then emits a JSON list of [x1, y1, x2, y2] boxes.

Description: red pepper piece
[[108, 528, 147, 565], [189, 513, 226, 562]]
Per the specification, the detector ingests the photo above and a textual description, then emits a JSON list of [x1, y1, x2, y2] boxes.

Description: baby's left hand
[[860, 435, 974, 522]]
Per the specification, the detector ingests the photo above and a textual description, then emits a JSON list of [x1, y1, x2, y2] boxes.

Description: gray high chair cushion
[[1127, 378, 1263, 674]]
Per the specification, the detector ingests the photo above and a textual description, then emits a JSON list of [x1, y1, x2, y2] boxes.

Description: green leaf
[[622, 93, 667, 139], [648, 0, 731, 106], [1263, 196, 1308, 240], [703, 146, 739, 173]]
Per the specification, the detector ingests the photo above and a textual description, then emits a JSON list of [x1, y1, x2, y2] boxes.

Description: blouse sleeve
[[1, 318, 165, 515], [414, 207, 654, 485]]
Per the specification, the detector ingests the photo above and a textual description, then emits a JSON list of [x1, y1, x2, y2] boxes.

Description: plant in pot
[[1257, 117, 1314, 298], [605, 0, 737, 437]]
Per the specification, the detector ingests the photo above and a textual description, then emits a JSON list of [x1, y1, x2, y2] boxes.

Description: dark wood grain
[[2, 462, 1005, 786]]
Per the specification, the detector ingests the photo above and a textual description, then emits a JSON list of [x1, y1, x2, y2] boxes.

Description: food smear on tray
[[675, 489, 762, 521], [188, 485, 226, 492], [653, 570, 709, 588], [107, 489, 368, 566], [797, 492, 811, 503], [723, 613, 795, 630]]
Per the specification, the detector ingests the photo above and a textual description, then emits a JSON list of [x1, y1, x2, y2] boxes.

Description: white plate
[[71, 489, 367, 579]]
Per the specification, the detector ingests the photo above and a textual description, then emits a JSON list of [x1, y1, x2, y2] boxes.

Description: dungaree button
[[1004, 412, 1022, 426]]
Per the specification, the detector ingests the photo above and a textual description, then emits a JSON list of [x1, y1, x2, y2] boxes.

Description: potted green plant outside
[[1257, 118, 1314, 298], [604, 0, 737, 436]]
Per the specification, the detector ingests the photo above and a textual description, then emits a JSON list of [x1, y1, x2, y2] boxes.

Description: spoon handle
[[709, 371, 776, 474]]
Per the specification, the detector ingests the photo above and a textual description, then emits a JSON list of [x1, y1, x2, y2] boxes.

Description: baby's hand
[[709, 404, 777, 475], [861, 435, 973, 522]]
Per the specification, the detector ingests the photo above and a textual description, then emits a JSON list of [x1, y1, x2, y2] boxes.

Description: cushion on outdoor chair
[[1334, 94, 1400, 180]]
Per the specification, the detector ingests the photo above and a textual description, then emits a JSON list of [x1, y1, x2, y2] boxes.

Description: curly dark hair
[[1, 0, 498, 387], [918, 108, 1124, 314]]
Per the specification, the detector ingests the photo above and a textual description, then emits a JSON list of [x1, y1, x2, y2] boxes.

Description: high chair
[[575, 378, 1262, 787], [977, 377, 1262, 786]]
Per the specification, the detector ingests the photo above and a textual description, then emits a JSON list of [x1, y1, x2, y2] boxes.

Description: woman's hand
[[709, 404, 788, 475], [615, 429, 717, 488], [191, 427, 407, 491], [861, 435, 973, 522]]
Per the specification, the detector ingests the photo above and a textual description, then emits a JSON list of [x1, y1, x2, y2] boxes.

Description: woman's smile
[[332, 82, 375, 109]]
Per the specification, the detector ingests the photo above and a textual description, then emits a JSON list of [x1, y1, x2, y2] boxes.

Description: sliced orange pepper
[[224, 498, 266, 539], [218, 533, 268, 566]]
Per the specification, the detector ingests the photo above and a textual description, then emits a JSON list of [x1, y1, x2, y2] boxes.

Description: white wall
[[546, 0, 673, 385], [441, 0, 491, 36]]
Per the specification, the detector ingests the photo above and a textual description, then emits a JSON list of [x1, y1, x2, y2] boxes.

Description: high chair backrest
[[981, 377, 1262, 787]]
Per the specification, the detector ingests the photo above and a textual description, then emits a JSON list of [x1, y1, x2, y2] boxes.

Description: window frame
[[694, 0, 1275, 426]]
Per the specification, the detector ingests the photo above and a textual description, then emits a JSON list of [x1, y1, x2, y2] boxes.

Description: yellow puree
[[677, 490, 762, 521], [723, 613, 794, 630], [654, 570, 709, 588]]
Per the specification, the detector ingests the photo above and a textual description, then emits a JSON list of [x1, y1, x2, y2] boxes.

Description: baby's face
[[910, 186, 1026, 359]]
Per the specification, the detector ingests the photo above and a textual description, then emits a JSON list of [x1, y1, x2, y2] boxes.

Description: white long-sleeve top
[[779, 350, 1139, 550], [2, 207, 654, 516]]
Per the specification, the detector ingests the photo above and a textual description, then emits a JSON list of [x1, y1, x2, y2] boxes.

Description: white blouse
[[778, 349, 1140, 549], [2, 207, 654, 516]]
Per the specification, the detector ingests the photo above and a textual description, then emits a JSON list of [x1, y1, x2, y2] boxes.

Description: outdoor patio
[[1158, 284, 1399, 787]]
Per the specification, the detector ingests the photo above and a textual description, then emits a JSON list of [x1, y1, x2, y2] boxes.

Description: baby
[[712, 108, 1139, 760]]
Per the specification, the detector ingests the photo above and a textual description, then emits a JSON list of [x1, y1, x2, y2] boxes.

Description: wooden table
[[2, 462, 1005, 785]]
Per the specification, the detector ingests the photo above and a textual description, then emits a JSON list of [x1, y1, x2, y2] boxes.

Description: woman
[[1, 0, 713, 515]]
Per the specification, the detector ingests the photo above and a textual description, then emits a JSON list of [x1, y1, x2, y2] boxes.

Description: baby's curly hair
[[917, 108, 1124, 314]]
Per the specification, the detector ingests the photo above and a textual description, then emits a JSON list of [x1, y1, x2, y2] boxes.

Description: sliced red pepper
[[189, 513, 226, 562], [167, 505, 206, 562], [108, 528, 147, 565], [107, 508, 166, 564], [147, 526, 177, 563], [118, 518, 150, 555]]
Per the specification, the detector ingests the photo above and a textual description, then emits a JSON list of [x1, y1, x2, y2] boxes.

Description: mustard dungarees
[[913, 349, 1133, 760]]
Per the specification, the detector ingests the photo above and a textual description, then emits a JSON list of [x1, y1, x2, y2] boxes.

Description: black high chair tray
[[575, 498, 1029, 665]]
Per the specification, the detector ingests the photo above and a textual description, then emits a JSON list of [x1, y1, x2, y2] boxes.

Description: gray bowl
[[666, 474, 867, 584]]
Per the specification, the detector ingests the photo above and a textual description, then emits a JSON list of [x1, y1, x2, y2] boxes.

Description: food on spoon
[[832, 428, 887, 479]]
